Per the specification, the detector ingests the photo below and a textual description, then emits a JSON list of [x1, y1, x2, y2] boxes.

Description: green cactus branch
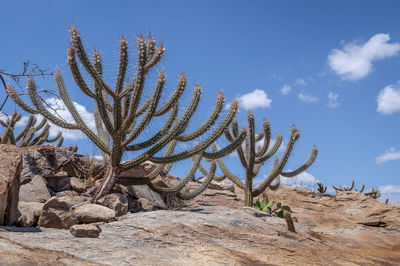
[[6, 26, 244, 203]]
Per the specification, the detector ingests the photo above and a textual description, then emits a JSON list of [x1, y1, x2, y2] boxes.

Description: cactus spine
[[6, 26, 245, 202], [0, 112, 63, 147], [201, 112, 318, 207]]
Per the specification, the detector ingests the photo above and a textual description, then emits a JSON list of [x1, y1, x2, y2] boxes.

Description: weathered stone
[[97, 193, 128, 216], [55, 190, 79, 197], [38, 196, 89, 229], [45, 171, 71, 192], [197, 177, 235, 192], [19, 175, 51, 203], [18, 202, 44, 227], [127, 185, 167, 209], [70, 177, 86, 193], [70, 224, 101, 238], [72, 204, 116, 223], [137, 198, 155, 211], [0, 144, 22, 225]]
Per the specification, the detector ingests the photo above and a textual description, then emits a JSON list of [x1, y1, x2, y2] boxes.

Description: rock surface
[[97, 193, 128, 216], [19, 175, 51, 203], [17, 202, 43, 227], [0, 145, 22, 225]]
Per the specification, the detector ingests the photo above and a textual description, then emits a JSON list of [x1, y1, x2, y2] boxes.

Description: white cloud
[[236, 89, 272, 110], [281, 84, 291, 95], [379, 185, 400, 194], [280, 171, 318, 189], [376, 147, 400, 164], [298, 93, 319, 103], [379, 185, 400, 203], [327, 92, 339, 108], [16, 97, 96, 140], [377, 82, 400, 114], [328, 33, 400, 81], [295, 78, 307, 86]]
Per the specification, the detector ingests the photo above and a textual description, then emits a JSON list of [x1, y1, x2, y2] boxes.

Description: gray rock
[[38, 196, 89, 229], [70, 224, 101, 238], [55, 190, 79, 197], [70, 177, 86, 193], [19, 175, 51, 203], [72, 204, 116, 223], [18, 202, 43, 227], [127, 185, 167, 209], [46, 171, 71, 192], [0, 144, 22, 225], [97, 193, 128, 217], [197, 177, 235, 192]]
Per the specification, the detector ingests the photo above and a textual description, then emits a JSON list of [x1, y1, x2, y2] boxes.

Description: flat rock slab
[[0, 205, 399, 265]]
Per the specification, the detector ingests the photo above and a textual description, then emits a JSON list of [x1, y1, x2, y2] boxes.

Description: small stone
[[72, 204, 116, 223], [55, 190, 79, 197], [70, 224, 101, 238], [70, 177, 87, 193], [18, 202, 43, 227]]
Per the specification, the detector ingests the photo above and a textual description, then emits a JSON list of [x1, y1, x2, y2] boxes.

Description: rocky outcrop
[[97, 193, 128, 216], [17, 202, 43, 227], [0, 145, 22, 225]]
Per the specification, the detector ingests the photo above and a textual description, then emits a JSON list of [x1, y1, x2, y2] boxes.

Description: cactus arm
[[359, 184, 365, 193], [231, 118, 248, 169], [115, 37, 128, 94], [254, 133, 283, 164], [144, 44, 164, 72], [149, 100, 238, 164], [247, 112, 256, 177], [67, 46, 95, 98], [94, 109, 109, 150], [135, 97, 151, 117], [6, 85, 39, 114], [215, 157, 245, 188], [30, 124, 50, 145], [33, 117, 47, 132], [54, 71, 110, 154], [46, 131, 62, 143], [69, 26, 116, 97], [280, 146, 318, 177], [146, 140, 177, 180], [146, 155, 202, 193], [154, 74, 186, 116], [15, 115, 36, 141], [175, 93, 224, 142], [176, 160, 216, 200], [17, 127, 35, 147], [203, 129, 246, 159], [121, 36, 147, 133], [256, 120, 271, 157], [125, 104, 178, 151], [26, 77, 79, 129], [122, 72, 165, 146], [348, 180, 355, 191]]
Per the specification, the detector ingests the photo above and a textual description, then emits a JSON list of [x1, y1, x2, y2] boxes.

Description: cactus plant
[[365, 187, 381, 199], [0, 112, 64, 147], [200, 112, 318, 207], [317, 182, 327, 194], [332, 180, 365, 193], [6, 26, 245, 202]]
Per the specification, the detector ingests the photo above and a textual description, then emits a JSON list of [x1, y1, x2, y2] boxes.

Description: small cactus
[[332, 180, 365, 193], [365, 188, 381, 199]]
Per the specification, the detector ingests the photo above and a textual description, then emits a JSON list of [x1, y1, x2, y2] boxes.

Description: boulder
[[19, 175, 51, 203], [70, 177, 86, 193], [0, 144, 22, 225], [137, 198, 155, 211], [70, 224, 101, 238], [127, 185, 167, 209], [55, 190, 79, 197], [18, 202, 44, 227], [38, 196, 90, 229], [197, 177, 235, 192], [97, 193, 128, 216], [72, 204, 116, 223]]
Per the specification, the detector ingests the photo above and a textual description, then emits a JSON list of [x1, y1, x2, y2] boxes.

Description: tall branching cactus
[[201, 112, 318, 207], [0, 112, 64, 147], [6, 26, 245, 202]]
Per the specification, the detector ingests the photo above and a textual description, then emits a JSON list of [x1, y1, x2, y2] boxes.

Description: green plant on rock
[[0, 112, 64, 147], [200, 112, 318, 207], [6, 26, 246, 202], [332, 180, 365, 193], [255, 198, 291, 218]]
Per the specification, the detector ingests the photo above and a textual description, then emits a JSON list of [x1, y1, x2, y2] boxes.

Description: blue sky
[[1, 1, 400, 202]]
